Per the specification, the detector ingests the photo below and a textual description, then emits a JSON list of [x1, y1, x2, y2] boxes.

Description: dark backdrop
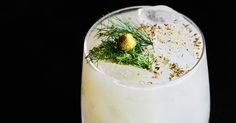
[[12, 0, 235, 122]]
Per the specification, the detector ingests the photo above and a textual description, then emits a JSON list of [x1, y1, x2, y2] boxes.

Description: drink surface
[[85, 6, 204, 87]]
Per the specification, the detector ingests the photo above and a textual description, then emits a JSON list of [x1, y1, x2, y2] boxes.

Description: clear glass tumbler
[[81, 6, 210, 123]]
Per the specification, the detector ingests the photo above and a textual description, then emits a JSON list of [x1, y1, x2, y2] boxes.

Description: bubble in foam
[[138, 5, 180, 24]]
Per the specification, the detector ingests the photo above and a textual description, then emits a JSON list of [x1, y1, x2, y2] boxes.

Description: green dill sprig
[[86, 17, 154, 70], [96, 17, 153, 47]]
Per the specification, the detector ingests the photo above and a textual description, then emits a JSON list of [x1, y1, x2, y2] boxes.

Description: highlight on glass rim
[[81, 5, 210, 123]]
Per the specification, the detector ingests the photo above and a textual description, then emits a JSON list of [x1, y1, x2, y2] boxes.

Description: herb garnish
[[86, 17, 154, 70]]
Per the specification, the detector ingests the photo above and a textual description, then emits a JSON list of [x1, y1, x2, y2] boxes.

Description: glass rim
[[83, 5, 206, 90]]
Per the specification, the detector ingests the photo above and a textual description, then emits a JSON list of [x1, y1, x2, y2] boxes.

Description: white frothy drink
[[82, 5, 210, 123]]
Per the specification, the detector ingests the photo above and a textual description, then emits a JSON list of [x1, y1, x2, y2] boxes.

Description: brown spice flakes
[[162, 57, 169, 65], [169, 63, 185, 80], [169, 63, 177, 69], [183, 24, 189, 28], [166, 26, 171, 30], [154, 59, 158, 63], [152, 76, 158, 78], [188, 29, 192, 33], [193, 37, 201, 48], [141, 81, 154, 85], [141, 48, 145, 52], [169, 74, 175, 80], [152, 70, 160, 79], [155, 66, 160, 70], [140, 24, 145, 28], [147, 82, 153, 85]]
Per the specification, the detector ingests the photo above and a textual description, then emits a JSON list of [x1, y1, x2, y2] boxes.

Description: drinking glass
[[81, 6, 210, 123]]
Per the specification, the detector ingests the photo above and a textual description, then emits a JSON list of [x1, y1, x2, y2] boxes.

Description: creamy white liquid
[[86, 5, 203, 86]]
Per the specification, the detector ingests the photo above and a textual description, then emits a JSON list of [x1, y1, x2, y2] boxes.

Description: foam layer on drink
[[86, 6, 204, 86]]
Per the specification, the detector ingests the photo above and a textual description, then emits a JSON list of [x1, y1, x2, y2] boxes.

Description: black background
[[9, 0, 236, 122]]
